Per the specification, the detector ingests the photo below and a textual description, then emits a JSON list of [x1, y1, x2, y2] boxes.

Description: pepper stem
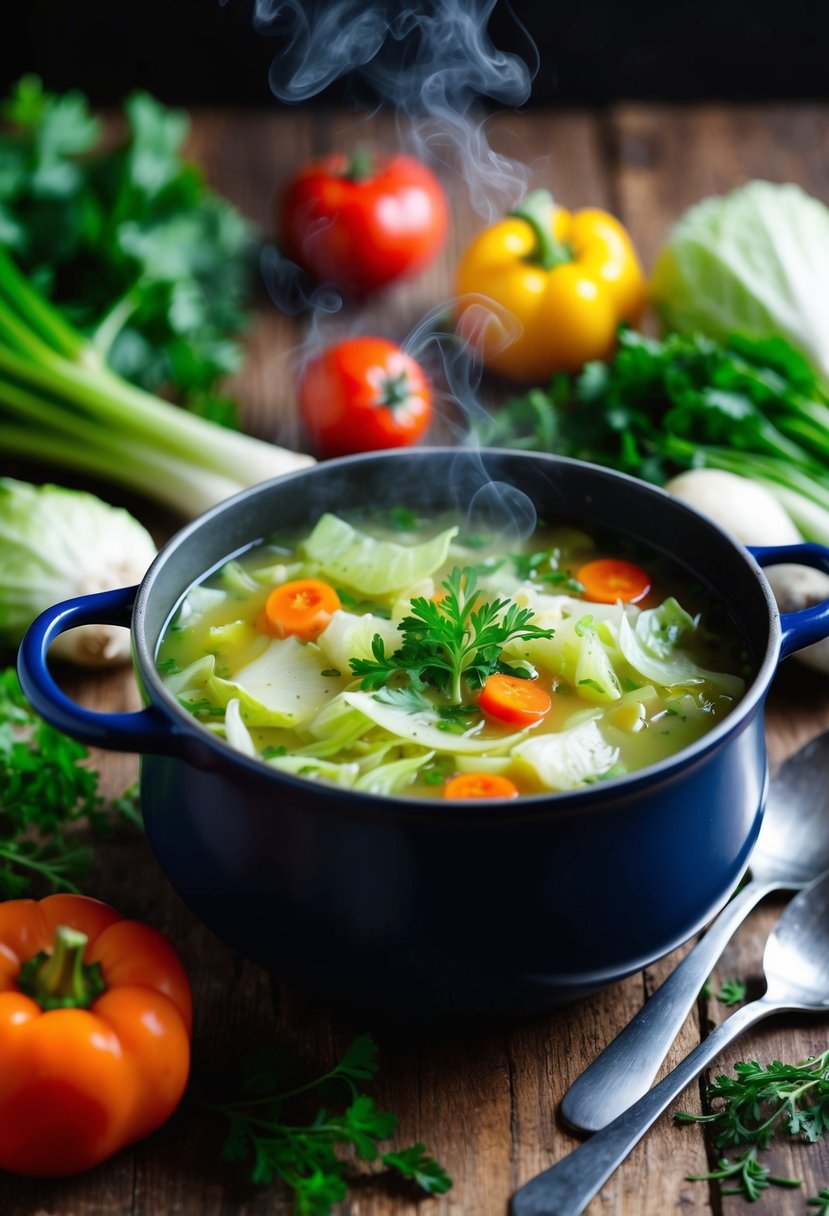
[[509, 189, 573, 270], [17, 924, 106, 1011], [343, 144, 374, 182]]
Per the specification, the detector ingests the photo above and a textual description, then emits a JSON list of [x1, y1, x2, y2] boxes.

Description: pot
[[17, 449, 829, 1022]]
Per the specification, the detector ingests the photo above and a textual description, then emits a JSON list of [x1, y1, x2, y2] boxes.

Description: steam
[[253, 0, 536, 219], [247, 0, 541, 470]]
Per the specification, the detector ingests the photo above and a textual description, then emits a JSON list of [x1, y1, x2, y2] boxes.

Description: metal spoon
[[561, 729, 829, 1134], [510, 867, 829, 1216]]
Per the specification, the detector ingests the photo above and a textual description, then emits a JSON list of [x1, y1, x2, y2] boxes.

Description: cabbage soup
[[155, 508, 749, 800]]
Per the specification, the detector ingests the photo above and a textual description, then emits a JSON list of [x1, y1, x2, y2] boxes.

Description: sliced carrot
[[478, 672, 551, 727], [576, 557, 651, 604], [444, 772, 519, 800], [264, 578, 341, 641]]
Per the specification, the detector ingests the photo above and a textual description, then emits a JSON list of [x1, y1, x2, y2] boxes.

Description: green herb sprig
[[676, 1050, 829, 1150], [0, 667, 103, 895], [687, 1146, 801, 1202], [197, 1033, 451, 1214], [350, 566, 554, 705], [716, 977, 748, 1007]]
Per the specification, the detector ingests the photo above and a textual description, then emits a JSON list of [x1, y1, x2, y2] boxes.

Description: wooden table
[[4, 102, 829, 1215]]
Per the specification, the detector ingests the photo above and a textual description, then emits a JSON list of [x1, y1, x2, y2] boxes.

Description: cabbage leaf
[[210, 636, 346, 727], [512, 718, 620, 790], [301, 513, 458, 595]]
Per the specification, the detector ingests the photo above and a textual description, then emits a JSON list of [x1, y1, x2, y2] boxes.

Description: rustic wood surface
[[3, 102, 829, 1215]]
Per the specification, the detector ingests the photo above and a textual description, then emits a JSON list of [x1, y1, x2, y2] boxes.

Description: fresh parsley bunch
[[474, 327, 829, 544], [198, 1033, 451, 1214], [0, 76, 256, 424]]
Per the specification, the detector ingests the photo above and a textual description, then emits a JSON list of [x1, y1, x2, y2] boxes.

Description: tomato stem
[[510, 189, 573, 270], [343, 144, 374, 182], [377, 369, 412, 410], [17, 924, 106, 1010]]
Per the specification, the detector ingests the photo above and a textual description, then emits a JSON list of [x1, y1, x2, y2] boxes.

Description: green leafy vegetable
[[0, 667, 104, 895], [686, 1146, 801, 1202], [196, 1032, 451, 1213], [649, 179, 829, 385], [350, 565, 554, 704], [475, 327, 829, 544], [0, 75, 256, 421]]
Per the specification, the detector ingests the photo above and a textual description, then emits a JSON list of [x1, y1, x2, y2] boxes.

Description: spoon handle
[[510, 997, 778, 1216], [560, 876, 781, 1133]]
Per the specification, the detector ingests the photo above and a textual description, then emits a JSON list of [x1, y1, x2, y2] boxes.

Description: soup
[[155, 508, 749, 800]]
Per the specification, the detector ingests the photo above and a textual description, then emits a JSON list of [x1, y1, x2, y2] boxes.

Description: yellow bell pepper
[[454, 189, 646, 382]]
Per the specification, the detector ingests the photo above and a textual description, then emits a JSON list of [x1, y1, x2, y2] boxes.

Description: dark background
[[2, 0, 829, 107]]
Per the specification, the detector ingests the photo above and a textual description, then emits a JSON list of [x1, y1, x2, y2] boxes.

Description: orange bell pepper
[[0, 893, 192, 1177], [454, 188, 646, 382]]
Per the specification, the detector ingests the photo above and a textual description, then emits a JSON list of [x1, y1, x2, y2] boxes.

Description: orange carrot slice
[[443, 772, 519, 800], [264, 578, 341, 641], [576, 558, 651, 604], [478, 672, 551, 727]]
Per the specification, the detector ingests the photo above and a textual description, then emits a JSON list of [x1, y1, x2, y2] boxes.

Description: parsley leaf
[[351, 566, 554, 705], [716, 977, 747, 1007], [196, 1033, 451, 1213], [382, 1142, 453, 1194]]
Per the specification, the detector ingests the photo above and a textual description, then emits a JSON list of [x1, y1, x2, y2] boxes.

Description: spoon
[[510, 867, 829, 1216], [561, 729, 829, 1134]]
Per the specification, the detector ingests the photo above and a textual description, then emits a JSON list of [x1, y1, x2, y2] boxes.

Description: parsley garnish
[[350, 566, 554, 705], [196, 1033, 451, 1212]]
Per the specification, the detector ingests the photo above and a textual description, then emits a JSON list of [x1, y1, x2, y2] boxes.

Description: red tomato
[[279, 151, 449, 295], [298, 337, 432, 457]]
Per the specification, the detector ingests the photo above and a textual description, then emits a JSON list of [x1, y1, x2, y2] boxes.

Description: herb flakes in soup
[[156, 509, 749, 800]]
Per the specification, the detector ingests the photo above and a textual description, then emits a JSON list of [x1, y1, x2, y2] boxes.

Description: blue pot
[[17, 450, 829, 1021]]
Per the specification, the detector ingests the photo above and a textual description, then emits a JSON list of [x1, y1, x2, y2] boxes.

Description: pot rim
[[132, 447, 780, 817]]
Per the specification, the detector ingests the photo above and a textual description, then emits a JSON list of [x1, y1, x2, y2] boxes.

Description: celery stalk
[[0, 246, 313, 518]]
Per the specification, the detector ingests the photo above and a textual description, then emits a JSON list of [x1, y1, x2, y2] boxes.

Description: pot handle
[[17, 586, 205, 760], [749, 543, 829, 659]]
